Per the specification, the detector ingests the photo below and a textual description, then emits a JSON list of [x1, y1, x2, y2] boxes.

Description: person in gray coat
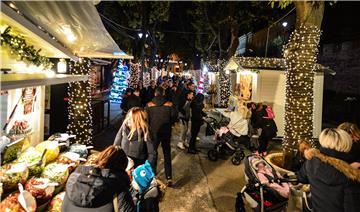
[[114, 107, 155, 168]]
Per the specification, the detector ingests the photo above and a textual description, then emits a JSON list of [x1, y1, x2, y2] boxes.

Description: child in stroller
[[238, 155, 291, 212], [206, 106, 250, 165]]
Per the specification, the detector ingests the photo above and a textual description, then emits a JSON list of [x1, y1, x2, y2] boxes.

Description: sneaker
[[177, 142, 185, 150], [184, 141, 189, 148], [166, 179, 173, 187]]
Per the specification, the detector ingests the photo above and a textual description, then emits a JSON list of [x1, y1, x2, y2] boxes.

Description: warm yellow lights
[[60, 25, 77, 43], [57, 59, 67, 73]]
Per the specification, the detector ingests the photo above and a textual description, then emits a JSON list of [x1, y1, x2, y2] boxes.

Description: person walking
[[122, 88, 142, 112], [145, 87, 178, 186], [188, 93, 206, 154], [177, 90, 194, 150], [62, 145, 135, 212], [145, 80, 156, 104], [114, 107, 155, 168]]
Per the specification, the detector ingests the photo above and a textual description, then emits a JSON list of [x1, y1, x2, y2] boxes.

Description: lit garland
[[205, 59, 227, 72], [143, 71, 151, 88], [282, 25, 322, 153], [128, 63, 140, 89], [67, 58, 93, 145], [217, 71, 231, 107], [0, 26, 53, 69]]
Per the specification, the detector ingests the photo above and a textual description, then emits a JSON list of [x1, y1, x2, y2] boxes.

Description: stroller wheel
[[231, 157, 241, 165], [208, 149, 218, 161]]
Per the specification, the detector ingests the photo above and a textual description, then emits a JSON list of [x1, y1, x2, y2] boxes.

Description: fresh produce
[[48, 191, 66, 212], [69, 143, 91, 158], [57, 152, 83, 172], [25, 178, 56, 203], [0, 163, 29, 191], [0, 192, 36, 212], [84, 153, 99, 166], [1, 137, 25, 165], [35, 141, 60, 163], [41, 163, 69, 184], [17, 147, 45, 177]]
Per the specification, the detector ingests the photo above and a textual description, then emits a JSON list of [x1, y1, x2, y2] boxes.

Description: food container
[[17, 147, 45, 177], [35, 141, 60, 163], [69, 144, 93, 158], [25, 177, 57, 203], [47, 191, 66, 212], [41, 163, 69, 185], [57, 152, 85, 172], [0, 163, 29, 192], [0, 192, 36, 212]]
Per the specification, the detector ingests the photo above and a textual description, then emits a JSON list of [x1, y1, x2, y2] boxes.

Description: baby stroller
[[204, 116, 245, 165], [237, 154, 290, 212]]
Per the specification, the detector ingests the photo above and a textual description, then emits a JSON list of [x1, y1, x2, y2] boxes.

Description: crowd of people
[[60, 74, 360, 211]]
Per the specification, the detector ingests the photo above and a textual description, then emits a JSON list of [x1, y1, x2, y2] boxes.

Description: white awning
[[13, 1, 132, 59]]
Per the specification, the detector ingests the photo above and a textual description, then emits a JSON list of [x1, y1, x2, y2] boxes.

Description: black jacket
[[145, 87, 156, 103], [297, 148, 360, 212], [114, 126, 155, 165], [145, 96, 178, 141], [121, 95, 141, 112], [190, 101, 205, 123], [62, 166, 134, 212]]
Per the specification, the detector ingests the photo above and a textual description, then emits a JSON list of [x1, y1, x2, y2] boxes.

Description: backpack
[[263, 105, 275, 119]]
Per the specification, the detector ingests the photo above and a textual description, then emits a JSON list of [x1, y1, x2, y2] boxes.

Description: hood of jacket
[[304, 148, 360, 182], [151, 96, 167, 106], [66, 165, 130, 208]]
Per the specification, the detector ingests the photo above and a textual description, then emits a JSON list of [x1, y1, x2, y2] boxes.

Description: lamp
[[57, 59, 67, 73], [282, 22, 288, 27]]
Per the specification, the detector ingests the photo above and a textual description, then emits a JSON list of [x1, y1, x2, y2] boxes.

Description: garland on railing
[[0, 26, 53, 69]]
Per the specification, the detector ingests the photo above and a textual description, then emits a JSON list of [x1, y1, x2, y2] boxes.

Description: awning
[[13, 1, 133, 59]]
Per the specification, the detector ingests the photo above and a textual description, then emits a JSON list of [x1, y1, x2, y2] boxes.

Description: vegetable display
[[69, 144, 91, 158], [0, 192, 34, 212], [48, 191, 66, 212], [25, 178, 56, 203], [17, 147, 44, 177], [57, 152, 82, 172], [35, 141, 60, 163], [0, 163, 29, 192], [41, 163, 69, 184], [84, 153, 99, 166]]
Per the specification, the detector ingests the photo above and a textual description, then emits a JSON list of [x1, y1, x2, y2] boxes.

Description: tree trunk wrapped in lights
[[217, 71, 231, 108], [67, 58, 93, 145], [282, 1, 324, 170], [128, 63, 140, 89]]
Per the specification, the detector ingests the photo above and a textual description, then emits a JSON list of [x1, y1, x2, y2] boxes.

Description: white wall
[[253, 70, 323, 138]]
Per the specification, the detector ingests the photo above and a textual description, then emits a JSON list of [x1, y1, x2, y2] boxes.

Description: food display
[[25, 178, 57, 203], [0, 163, 29, 192], [17, 147, 45, 177], [57, 152, 83, 172], [1, 137, 26, 165], [41, 163, 69, 185], [48, 191, 66, 212], [69, 143, 91, 158], [0, 192, 36, 212], [35, 141, 60, 163]]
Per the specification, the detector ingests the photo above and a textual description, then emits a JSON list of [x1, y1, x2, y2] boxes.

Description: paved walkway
[[93, 104, 282, 211]]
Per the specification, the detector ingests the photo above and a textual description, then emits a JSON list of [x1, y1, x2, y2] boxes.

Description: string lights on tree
[[67, 58, 93, 145], [217, 70, 231, 108], [128, 63, 140, 88], [143, 71, 151, 88], [109, 59, 128, 103], [282, 25, 322, 153]]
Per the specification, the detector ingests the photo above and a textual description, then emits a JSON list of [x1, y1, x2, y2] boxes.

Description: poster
[[240, 74, 252, 101], [22, 87, 36, 115]]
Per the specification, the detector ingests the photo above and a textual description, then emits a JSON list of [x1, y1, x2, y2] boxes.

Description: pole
[[265, 26, 271, 58]]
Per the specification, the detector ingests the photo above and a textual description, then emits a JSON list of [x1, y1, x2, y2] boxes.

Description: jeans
[[189, 121, 202, 150], [151, 137, 172, 180], [180, 119, 189, 142]]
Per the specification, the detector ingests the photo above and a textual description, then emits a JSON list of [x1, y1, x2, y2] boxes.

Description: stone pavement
[[93, 104, 282, 211]]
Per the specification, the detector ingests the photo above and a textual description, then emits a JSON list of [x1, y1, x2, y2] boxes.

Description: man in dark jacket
[[122, 88, 142, 113], [145, 87, 178, 185], [145, 80, 156, 104]]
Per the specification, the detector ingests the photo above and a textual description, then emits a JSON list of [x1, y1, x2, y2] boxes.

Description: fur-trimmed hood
[[304, 148, 360, 182]]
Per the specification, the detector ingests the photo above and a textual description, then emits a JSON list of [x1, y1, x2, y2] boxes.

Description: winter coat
[[297, 148, 360, 212], [145, 87, 156, 103], [114, 126, 155, 165], [251, 106, 277, 138], [145, 96, 178, 141], [178, 100, 191, 121], [62, 166, 135, 212], [122, 95, 141, 112], [190, 101, 206, 124]]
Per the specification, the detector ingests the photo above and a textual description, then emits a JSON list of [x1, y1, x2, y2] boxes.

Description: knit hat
[[132, 160, 154, 194], [251, 157, 266, 171]]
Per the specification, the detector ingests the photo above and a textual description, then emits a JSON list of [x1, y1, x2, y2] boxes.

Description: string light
[[67, 58, 93, 145], [128, 63, 140, 88], [0, 26, 53, 69], [109, 59, 128, 103], [143, 71, 151, 88], [282, 25, 321, 153], [217, 70, 231, 107]]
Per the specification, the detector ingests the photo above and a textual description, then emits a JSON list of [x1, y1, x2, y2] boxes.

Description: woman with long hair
[[62, 145, 134, 212], [338, 122, 360, 168], [114, 107, 155, 168]]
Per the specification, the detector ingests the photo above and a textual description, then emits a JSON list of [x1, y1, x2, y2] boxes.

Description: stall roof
[[1, 2, 77, 60], [0, 73, 88, 91], [225, 56, 324, 72], [11, 1, 133, 59]]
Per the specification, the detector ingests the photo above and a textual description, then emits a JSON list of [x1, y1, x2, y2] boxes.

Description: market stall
[[0, 1, 129, 210], [223, 56, 324, 138]]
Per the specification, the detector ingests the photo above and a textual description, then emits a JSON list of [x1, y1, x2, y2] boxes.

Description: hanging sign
[[22, 87, 36, 115]]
